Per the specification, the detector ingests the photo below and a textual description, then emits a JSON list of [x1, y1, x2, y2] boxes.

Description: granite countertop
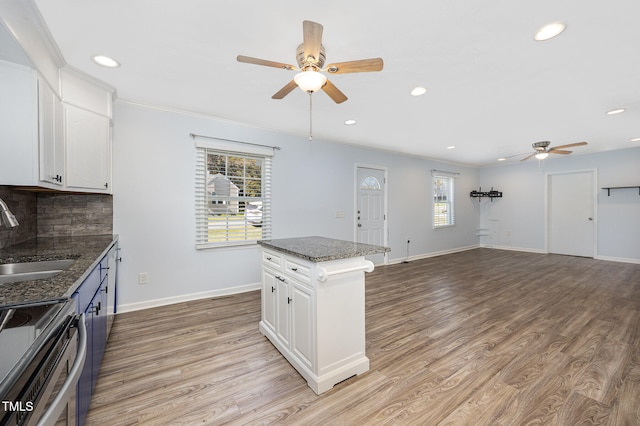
[[258, 236, 390, 262], [0, 235, 118, 308]]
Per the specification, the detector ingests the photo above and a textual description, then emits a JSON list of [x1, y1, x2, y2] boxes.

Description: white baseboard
[[595, 255, 640, 264], [387, 244, 480, 265], [479, 244, 546, 254], [117, 282, 261, 313]]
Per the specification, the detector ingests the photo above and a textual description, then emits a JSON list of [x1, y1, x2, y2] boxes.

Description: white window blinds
[[432, 174, 455, 228], [195, 141, 272, 248]]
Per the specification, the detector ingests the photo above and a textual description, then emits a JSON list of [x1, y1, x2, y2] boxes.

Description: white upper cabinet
[[0, 60, 39, 186], [0, 60, 114, 193], [64, 104, 111, 191], [60, 67, 113, 192], [0, 2, 115, 194]]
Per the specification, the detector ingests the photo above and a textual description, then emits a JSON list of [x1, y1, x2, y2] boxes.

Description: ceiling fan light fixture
[[91, 55, 120, 68], [294, 70, 327, 93], [411, 86, 427, 96], [535, 152, 549, 160], [534, 22, 566, 41]]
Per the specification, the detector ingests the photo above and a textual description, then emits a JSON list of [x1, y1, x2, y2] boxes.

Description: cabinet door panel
[[77, 305, 93, 425], [64, 104, 110, 190], [262, 269, 277, 333], [38, 79, 64, 185], [275, 278, 290, 347], [291, 283, 313, 369], [0, 61, 38, 185]]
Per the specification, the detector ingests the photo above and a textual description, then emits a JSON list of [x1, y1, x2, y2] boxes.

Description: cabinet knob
[[104, 182, 109, 188], [271, 286, 275, 293], [266, 257, 272, 261], [291, 267, 298, 272], [276, 276, 285, 282], [287, 297, 292, 304]]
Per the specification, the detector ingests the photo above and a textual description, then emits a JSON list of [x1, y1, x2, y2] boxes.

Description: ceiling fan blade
[[303, 20, 323, 63], [237, 55, 296, 71], [549, 141, 588, 150], [549, 149, 572, 154], [326, 58, 384, 74], [322, 79, 348, 104], [272, 80, 298, 99], [520, 153, 536, 162]]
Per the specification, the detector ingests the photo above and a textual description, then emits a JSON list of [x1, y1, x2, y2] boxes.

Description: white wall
[[112, 102, 480, 311], [477, 147, 640, 262]]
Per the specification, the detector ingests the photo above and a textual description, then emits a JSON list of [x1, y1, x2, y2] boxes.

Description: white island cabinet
[[258, 236, 389, 394]]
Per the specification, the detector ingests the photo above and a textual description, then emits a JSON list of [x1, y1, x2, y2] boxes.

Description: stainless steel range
[[0, 300, 86, 425]]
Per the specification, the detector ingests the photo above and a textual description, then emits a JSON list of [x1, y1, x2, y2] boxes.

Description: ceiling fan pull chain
[[309, 92, 313, 141]]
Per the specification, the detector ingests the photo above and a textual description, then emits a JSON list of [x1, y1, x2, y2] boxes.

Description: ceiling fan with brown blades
[[520, 141, 588, 161], [237, 20, 383, 104]]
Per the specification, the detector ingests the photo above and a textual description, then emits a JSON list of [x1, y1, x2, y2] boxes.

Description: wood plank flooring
[[86, 249, 640, 425]]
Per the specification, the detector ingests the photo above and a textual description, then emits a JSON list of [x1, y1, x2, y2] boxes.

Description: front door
[[356, 166, 386, 265], [548, 170, 595, 257]]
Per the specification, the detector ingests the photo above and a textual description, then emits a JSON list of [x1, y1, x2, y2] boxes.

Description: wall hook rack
[[470, 187, 503, 202]]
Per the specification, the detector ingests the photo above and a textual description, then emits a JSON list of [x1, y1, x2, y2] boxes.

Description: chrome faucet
[[0, 197, 19, 228]]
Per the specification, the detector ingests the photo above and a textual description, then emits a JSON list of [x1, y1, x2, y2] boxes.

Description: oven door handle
[[37, 313, 87, 426]]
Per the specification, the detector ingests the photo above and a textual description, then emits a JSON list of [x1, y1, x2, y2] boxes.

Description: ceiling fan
[[237, 20, 383, 104], [520, 141, 588, 161]]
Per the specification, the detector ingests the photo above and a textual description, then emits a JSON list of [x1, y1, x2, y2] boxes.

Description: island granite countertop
[[258, 236, 390, 262], [0, 235, 118, 308]]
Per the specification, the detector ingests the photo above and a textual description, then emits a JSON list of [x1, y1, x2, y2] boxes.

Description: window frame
[[432, 174, 455, 228], [195, 141, 272, 249]]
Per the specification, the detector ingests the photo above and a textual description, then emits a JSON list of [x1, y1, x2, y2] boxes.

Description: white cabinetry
[[0, 59, 113, 193], [0, 60, 39, 186], [260, 248, 373, 394], [64, 104, 110, 191]]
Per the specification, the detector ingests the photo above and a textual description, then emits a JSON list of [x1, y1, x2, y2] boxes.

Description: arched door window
[[360, 176, 381, 190]]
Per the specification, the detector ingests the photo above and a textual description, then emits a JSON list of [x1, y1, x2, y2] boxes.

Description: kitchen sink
[[0, 259, 75, 284]]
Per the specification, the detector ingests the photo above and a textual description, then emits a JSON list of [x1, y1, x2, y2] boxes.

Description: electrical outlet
[[138, 272, 149, 285]]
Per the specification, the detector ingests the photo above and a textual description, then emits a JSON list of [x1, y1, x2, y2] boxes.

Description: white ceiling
[[32, 0, 640, 166]]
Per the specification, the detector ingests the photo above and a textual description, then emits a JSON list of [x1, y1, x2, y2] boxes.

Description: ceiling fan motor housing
[[533, 141, 551, 151], [296, 43, 326, 69]]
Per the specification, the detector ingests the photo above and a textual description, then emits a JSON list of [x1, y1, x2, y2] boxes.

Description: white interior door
[[548, 171, 595, 257], [356, 166, 386, 264]]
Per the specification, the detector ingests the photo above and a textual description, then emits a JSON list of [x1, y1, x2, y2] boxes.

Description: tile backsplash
[[0, 186, 113, 248]]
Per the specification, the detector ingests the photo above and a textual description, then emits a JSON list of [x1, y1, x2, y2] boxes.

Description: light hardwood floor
[[86, 249, 640, 425]]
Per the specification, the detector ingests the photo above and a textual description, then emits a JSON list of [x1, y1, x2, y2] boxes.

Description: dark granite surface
[[0, 235, 118, 308], [258, 236, 390, 262]]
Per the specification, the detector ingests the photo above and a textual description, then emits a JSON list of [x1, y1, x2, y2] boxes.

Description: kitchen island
[[257, 236, 389, 394]]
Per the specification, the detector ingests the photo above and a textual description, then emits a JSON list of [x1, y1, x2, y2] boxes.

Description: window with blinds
[[196, 146, 271, 248], [432, 175, 455, 228]]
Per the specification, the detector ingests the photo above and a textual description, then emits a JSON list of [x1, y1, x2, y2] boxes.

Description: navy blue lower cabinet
[[73, 257, 110, 425]]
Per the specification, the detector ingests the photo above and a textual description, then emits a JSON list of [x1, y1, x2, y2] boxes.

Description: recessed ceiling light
[[534, 22, 566, 41], [411, 86, 427, 97], [497, 158, 506, 162], [631, 137, 640, 142], [446, 146, 456, 150], [344, 119, 357, 125], [91, 55, 121, 68], [606, 108, 626, 115]]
